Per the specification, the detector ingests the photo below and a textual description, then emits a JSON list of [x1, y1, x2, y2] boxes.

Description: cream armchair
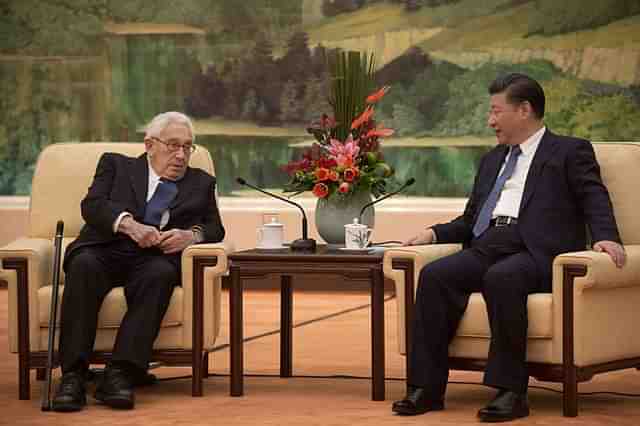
[[383, 143, 640, 417], [0, 142, 234, 400]]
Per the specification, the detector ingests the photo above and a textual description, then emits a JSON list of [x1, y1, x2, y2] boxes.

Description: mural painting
[[1, 0, 638, 196]]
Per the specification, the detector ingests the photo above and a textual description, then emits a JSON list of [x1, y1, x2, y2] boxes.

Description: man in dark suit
[[52, 112, 225, 412], [391, 74, 626, 422]]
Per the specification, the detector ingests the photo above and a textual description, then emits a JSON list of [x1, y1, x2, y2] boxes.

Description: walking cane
[[41, 220, 64, 411]]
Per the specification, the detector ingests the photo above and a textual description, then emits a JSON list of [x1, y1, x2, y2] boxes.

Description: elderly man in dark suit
[[52, 112, 225, 412], [391, 74, 626, 422]]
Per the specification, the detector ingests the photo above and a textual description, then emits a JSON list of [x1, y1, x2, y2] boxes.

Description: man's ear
[[144, 137, 153, 152], [519, 101, 534, 118]]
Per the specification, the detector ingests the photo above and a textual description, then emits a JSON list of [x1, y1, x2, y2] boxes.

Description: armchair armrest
[[553, 245, 640, 291], [179, 240, 235, 349], [383, 244, 462, 354], [383, 244, 463, 283], [551, 245, 640, 366], [1, 238, 55, 352], [182, 240, 235, 277], [0, 238, 54, 289]]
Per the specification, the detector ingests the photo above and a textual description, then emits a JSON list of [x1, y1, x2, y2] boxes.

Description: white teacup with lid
[[257, 217, 284, 248], [344, 218, 373, 249]]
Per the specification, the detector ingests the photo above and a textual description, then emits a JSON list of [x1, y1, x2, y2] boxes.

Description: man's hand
[[404, 228, 435, 246], [158, 229, 195, 254], [593, 240, 626, 268], [119, 216, 161, 248]]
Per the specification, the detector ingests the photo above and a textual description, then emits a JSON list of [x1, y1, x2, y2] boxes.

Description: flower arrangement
[[282, 85, 395, 199]]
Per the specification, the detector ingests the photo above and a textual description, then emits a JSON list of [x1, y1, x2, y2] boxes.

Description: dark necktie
[[144, 178, 178, 227], [472, 145, 522, 237]]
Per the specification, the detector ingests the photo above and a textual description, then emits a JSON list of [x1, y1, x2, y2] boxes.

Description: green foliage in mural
[[527, 0, 640, 36], [1, 0, 639, 197], [544, 80, 640, 141], [434, 60, 558, 136], [0, 1, 301, 56], [0, 62, 70, 194]]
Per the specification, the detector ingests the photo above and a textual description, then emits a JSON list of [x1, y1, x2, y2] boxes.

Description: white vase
[[315, 191, 375, 245]]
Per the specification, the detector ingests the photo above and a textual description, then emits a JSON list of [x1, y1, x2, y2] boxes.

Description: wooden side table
[[228, 246, 387, 401]]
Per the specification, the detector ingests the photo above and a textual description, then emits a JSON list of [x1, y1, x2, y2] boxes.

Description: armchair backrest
[[28, 142, 215, 239], [593, 142, 640, 245]]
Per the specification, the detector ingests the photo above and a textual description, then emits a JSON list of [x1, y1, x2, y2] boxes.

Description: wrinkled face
[[487, 93, 528, 146], [145, 123, 193, 180]]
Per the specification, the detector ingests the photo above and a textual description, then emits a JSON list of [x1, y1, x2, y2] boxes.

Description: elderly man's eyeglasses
[[150, 137, 196, 154]]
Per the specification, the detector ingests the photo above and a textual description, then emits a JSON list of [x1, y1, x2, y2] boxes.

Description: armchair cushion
[[37, 286, 184, 329]]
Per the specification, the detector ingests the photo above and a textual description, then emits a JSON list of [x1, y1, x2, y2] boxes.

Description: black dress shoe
[[392, 386, 444, 416], [94, 366, 135, 409], [131, 370, 157, 387], [477, 389, 529, 422], [52, 371, 87, 412]]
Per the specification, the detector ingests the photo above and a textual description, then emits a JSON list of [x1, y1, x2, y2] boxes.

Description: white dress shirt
[[112, 160, 170, 232], [492, 126, 546, 219]]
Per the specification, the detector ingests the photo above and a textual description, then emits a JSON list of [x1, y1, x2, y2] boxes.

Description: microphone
[[236, 177, 317, 252], [359, 178, 415, 222]]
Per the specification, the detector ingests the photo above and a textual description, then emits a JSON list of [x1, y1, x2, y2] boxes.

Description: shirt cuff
[[429, 227, 437, 243], [191, 225, 205, 244], [114, 212, 132, 233]]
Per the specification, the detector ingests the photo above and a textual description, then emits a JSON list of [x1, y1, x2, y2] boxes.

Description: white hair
[[144, 111, 196, 142]]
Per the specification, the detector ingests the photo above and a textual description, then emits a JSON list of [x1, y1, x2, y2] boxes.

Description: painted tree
[[279, 80, 303, 123], [241, 88, 259, 120], [302, 75, 333, 122], [405, 0, 422, 12]]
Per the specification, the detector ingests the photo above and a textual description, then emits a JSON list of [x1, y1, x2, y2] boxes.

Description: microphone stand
[[236, 178, 316, 252], [358, 178, 416, 223]]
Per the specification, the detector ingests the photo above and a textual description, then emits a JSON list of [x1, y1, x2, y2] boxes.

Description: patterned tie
[[144, 178, 178, 227], [472, 145, 522, 237]]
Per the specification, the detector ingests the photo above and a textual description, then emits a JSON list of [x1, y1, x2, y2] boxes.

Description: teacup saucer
[[255, 245, 286, 250]]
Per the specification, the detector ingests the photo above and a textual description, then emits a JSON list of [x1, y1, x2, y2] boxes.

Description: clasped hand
[[120, 216, 194, 253]]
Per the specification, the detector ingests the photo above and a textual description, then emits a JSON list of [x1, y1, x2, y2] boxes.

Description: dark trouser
[[59, 239, 179, 374], [408, 224, 548, 400]]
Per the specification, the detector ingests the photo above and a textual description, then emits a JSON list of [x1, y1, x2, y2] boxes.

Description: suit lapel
[[170, 167, 195, 209], [519, 130, 558, 213], [470, 145, 509, 223], [481, 145, 509, 194], [130, 153, 149, 212]]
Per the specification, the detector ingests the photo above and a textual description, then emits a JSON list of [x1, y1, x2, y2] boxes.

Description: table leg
[[230, 265, 244, 396], [371, 265, 385, 401], [280, 275, 293, 378]]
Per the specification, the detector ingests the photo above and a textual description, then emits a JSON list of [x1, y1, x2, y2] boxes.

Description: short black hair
[[489, 73, 545, 119]]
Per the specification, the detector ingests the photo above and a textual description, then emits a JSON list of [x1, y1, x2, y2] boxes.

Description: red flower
[[343, 167, 359, 182], [318, 157, 337, 169], [351, 106, 374, 130], [338, 182, 350, 193], [328, 170, 339, 181], [281, 158, 312, 175], [365, 86, 390, 104], [312, 183, 329, 198], [314, 167, 330, 181], [365, 127, 395, 138]]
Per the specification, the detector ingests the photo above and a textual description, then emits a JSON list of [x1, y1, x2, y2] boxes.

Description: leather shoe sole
[[477, 405, 529, 422], [392, 399, 444, 416], [51, 394, 86, 412], [94, 390, 135, 410]]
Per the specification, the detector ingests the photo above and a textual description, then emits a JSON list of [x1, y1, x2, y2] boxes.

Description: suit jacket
[[432, 130, 621, 284], [64, 152, 226, 270]]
